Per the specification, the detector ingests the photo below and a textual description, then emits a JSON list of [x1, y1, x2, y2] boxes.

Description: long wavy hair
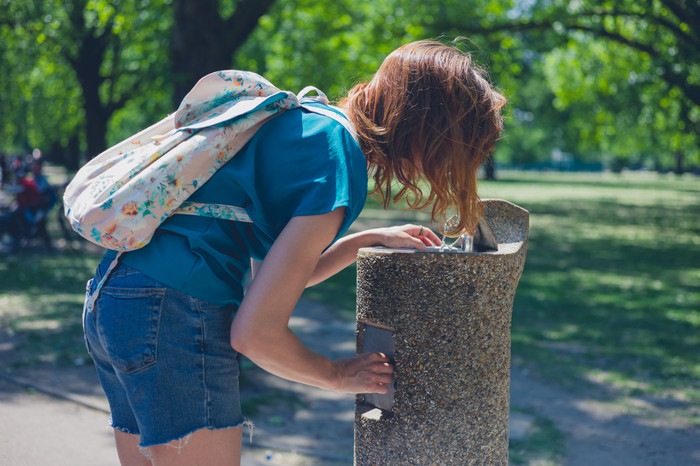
[[341, 40, 506, 236]]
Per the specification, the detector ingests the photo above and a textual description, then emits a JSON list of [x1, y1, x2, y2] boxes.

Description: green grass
[[307, 170, 700, 416], [509, 407, 566, 465], [240, 388, 306, 419], [0, 248, 101, 369], [2, 170, 698, 424], [302, 264, 358, 321], [480, 171, 700, 406]]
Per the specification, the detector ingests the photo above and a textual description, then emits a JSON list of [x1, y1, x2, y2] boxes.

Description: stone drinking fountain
[[354, 199, 529, 465]]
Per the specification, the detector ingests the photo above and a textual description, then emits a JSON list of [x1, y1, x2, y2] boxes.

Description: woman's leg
[[114, 430, 151, 466], [147, 426, 242, 466]]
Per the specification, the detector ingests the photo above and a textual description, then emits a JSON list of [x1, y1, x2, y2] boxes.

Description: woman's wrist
[[327, 360, 344, 392], [346, 229, 385, 249]]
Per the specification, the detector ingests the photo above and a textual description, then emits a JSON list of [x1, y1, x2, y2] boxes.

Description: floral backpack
[[63, 70, 356, 251]]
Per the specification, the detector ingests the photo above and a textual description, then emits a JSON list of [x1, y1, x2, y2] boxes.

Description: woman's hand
[[366, 224, 442, 250], [333, 352, 394, 394]]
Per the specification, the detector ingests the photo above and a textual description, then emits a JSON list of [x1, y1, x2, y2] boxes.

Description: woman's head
[[344, 40, 506, 236]]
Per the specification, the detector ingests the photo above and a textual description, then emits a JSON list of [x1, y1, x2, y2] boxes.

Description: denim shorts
[[83, 256, 244, 447]]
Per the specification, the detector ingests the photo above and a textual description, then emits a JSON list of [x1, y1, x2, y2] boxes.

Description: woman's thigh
[[147, 426, 242, 466], [114, 431, 150, 466]]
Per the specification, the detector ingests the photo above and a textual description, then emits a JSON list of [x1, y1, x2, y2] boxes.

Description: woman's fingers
[[415, 225, 441, 246], [335, 352, 395, 393], [374, 224, 441, 250], [365, 351, 391, 363]]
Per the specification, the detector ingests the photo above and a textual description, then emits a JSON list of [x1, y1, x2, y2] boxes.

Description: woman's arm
[[306, 224, 442, 287], [231, 208, 393, 393]]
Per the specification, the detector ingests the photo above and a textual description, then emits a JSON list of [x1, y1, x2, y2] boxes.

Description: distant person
[[30, 158, 56, 214], [10, 156, 23, 186], [0, 169, 42, 251], [0, 153, 8, 189], [82, 40, 505, 464]]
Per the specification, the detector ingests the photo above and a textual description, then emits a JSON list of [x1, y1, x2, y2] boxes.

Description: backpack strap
[[171, 99, 358, 223], [83, 251, 123, 315], [175, 201, 252, 222], [297, 86, 358, 143], [301, 103, 358, 143]]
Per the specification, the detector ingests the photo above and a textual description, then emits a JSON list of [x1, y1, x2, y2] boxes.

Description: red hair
[[342, 40, 505, 235]]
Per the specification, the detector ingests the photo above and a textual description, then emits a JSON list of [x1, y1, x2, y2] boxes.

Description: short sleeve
[[252, 107, 367, 241]]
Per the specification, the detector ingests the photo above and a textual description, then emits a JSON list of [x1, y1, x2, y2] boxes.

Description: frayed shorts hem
[[112, 424, 139, 436], [118, 419, 250, 449]]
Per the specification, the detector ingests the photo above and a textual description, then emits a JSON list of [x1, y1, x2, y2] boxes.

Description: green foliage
[[542, 34, 698, 168], [0, 4, 81, 153], [1, 0, 698, 170], [423, 0, 700, 169], [0, 0, 173, 159], [0, 251, 100, 368], [235, 0, 427, 99]]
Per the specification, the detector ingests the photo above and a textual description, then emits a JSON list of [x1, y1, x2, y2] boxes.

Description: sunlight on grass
[[2, 171, 698, 420], [309, 171, 700, 414], [0, 249, 100, 368], [489, 172, 700, 407], [509, 407, 566, 465]]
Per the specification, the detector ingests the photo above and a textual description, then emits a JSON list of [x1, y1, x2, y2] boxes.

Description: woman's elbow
[[230, 325, 267, 358], [230, 333, 246, 354], [230, 323, 253, 354]]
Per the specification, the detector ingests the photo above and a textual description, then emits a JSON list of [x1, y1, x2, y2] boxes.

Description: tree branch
[[658, 0, 700, 31], [565, 24, 657, 57], [105, 91, 130, 116], [224, 0, 276, 51], [661, 68, 700, 108], [575, 7, 696, 47], [454, 15, 700, 109], [464, 18, 657, 57]]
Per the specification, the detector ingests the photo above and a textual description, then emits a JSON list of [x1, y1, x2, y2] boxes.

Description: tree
[[5, 0, 696, 173], [1, 0, 173, 168], [171, 0, 276, 104], [0, 0, 277, 166], [432, 0, 700, 172], [234, 0, 426, 99]]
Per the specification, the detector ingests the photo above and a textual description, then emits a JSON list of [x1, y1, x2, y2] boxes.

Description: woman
[[83, 39, 505, 465]]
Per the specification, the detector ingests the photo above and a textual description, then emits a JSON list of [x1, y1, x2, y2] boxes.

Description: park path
[[1, 296, 699, 465]]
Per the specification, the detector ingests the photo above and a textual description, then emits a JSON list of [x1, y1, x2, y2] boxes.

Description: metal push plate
[[359, 324, 395, 412]]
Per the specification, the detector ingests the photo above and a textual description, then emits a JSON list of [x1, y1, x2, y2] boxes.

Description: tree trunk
[[485, 156, 497, 180], [675, 151, 684, 175], [74, 50, 108, 159], [84, 102, 108, 161], [66, 135, 81, 172], [171, 0, 276, 105], [64, 0, 111, 160]]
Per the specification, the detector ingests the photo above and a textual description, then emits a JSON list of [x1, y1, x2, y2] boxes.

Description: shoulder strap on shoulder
[[300, 103, 358, 144], [297, 86, 358, 143]]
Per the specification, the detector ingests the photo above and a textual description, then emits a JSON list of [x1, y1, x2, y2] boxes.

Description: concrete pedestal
[[354, 199, 529, 465]]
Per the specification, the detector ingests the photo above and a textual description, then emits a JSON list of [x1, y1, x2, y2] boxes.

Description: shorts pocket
[[95, 286, 166, 374]]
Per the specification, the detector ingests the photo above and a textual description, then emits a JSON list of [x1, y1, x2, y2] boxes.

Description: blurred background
[[0, 1, 698, 464], [1, 0, 698, 174]]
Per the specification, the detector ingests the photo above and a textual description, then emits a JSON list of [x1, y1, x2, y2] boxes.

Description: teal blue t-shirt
[[118, 103, 367, 307]]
